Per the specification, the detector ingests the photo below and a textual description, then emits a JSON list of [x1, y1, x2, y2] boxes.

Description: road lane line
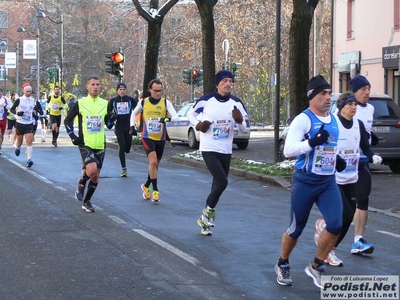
[[108, 215, 127, 224], [5, 156, 53, 184], [133, 229, 217, 277], [377, 230, 400, 238]]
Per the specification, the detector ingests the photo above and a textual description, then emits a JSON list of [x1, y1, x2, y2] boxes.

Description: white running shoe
[[325, 250, 343, 266]]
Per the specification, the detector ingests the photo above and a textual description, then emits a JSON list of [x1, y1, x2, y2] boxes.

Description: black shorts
[[16, 122, 34, 135], [50, 115, 62, 127], [142, 138, 165, 159], [78, 145, 106, 169], [7, 119, 16, 130]]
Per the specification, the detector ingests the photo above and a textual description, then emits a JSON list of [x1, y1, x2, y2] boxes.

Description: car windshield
[[371, 100, 400, 119]]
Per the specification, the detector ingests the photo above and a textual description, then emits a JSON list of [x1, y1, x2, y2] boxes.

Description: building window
[[347, 0, 355, 39], [0, 12, 8, 29], [395, 0, 400, 31]]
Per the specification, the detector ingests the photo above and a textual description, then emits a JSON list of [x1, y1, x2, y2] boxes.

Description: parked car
[[278, 93, 400, 173], [166, 102, 251, 149]]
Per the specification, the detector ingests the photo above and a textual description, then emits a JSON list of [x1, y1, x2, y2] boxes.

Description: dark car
[[278, 93, 400, 173]]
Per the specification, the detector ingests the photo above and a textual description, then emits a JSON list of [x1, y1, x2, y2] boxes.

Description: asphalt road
[[0, 129, 399, 299]]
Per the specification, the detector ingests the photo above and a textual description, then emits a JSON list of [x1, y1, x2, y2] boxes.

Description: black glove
[[196, 121, 211, 133], [159, 117, 170, 123], [371, 132, 379, 146], [59, 107, 63, 111], [335, 155, 346, 172], [46, 110, 49, 115], [17, 111, 24, 116], [69, 133, 83, 146], [232, 106, 243, 123], [108, 113, 116, 123], [129, 126, 137, 136], [308, 124, 329, 148]]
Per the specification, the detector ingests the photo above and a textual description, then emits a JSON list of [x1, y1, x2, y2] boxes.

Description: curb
[[167, 156, 292, 189]]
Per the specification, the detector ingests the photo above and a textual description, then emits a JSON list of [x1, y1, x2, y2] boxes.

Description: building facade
[[332, 0, 400, 104]]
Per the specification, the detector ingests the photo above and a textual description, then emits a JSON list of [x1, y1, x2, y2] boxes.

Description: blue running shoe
[[26, 159, 33, 168], [15, 147, 20, 156], [351, 238, 374, 254]]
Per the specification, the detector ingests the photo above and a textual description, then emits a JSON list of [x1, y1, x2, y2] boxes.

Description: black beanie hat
[[215, 70, 234, 85], [349, 75, 370, 93], [307, 75, 331, 100], [117, 83, 127, 89]]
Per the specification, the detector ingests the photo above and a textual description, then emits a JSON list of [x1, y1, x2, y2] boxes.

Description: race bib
[[147, 118, 162, 133], [116, 102, 129, 115], [212, 120, 230, 140], [52, 103, 59, 110], [338, 149, 360, 174], [312, 145, 337, 175], [86, 116, 103, 133]]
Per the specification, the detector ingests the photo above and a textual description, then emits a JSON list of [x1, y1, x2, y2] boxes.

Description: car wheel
[[236, 141, 248, 150], [188, 129, 199, 149], [278, 140, 285, 161], [389, 163, 400, 173]]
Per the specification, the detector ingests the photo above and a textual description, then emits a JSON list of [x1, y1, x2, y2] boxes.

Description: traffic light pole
[[190, 84, 195, 102]]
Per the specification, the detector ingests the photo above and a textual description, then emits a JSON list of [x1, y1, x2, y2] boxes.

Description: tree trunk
[[131, 0, 179, 98], [289, 0, 319, 117], [195, 0, 218, 95]]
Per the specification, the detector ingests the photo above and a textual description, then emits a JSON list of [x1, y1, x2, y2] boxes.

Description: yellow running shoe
[[141, 183, 151, 200], [151, 190, 160, 203]]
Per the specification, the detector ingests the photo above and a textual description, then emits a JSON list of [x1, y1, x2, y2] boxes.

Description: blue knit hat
[[349, 75, 370, 93], [215, 70, 234, 85]]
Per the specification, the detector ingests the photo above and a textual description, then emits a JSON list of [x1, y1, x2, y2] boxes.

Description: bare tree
[[194, 0, 218, 94], [131, 0, 179, 98], [289, 0, 319, 117]]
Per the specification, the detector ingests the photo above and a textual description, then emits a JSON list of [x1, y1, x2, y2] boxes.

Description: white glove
[[372, 154, 382, 165]]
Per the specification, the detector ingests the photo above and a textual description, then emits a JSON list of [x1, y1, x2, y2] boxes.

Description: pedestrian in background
[[10, 85, 43, 167], [0, 88, 8, 155], [108, 83, 137, 177], [349, 75, 377, 254], [274, 75, 344, 288], [64, 77, 115, 212], [47, 85, 66, 147], [129, 79, 179, 203], [313, 91, 382, 267], [187, 70, 248, 236], [38, 92, 49, 143]]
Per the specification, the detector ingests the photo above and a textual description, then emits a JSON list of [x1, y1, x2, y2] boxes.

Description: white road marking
[[377, 230, 400, 238], [133, 229, 217, 277], [6, 157, 53, 184], [108, 215, 127, 224]]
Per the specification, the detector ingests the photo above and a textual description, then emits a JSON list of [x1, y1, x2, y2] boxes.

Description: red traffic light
[[192, 69, 199, 78], [111, 52, 124, 63]]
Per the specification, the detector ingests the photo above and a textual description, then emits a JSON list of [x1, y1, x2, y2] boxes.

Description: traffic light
[[105, 53, 116, 75], [55, 67, 61, 83], [183, 69, 191, 85], [191, 69, 199, 85], [196, 69, 204, 87], [231, 62, 242, 81], [46, 68, 54, 83], [112, 52, 124, 79]]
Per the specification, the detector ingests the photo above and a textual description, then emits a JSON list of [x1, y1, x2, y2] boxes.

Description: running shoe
[[75, 180, 85, 201], [41, 138, 45, 143], [314, 218, 326, 246], [325, 250, 343, 266], [197, 215, 212, 236], [15, 147, 20, 156], [120, 168, 127, 177], [151, 190, 160, 203], [141, 183, 151, 200], [305, 262, 325, 288], [26, 159, 33, 168], [275, 262, 293, 286], [82, 201, 95, 212], [351, 238, 374, 254], [202, 206, 216, 227]]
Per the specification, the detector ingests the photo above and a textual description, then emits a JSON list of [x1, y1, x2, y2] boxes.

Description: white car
[[166, 103, 251, 149]]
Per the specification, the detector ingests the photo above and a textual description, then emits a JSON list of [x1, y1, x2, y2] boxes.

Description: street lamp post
[[0, 41, 20, 94], [36, 12, 63, 94], [17, 27, 40, 98]]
